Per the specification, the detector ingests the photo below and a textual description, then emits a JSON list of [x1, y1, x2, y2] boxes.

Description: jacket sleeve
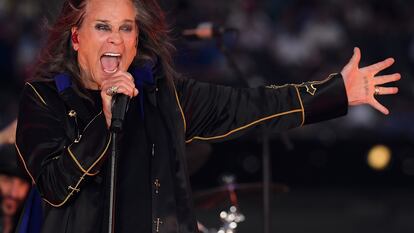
[[174, 73, 348, 143], [15, 82, 111, 207]]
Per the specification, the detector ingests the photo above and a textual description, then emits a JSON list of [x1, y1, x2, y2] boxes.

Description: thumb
[[349, 47, 361, 68], [341, 47, 361, 78], [100, 91, 113, 128]]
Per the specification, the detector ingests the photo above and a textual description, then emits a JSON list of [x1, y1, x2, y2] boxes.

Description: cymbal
[[193, 182, 289, 209]]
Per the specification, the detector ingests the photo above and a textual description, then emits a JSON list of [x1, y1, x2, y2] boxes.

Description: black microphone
[[182, 22, 238, 40], [110, 94, 130, 133]]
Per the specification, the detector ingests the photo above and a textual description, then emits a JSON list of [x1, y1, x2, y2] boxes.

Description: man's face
[[71, 0, 139, 89], [0, 175, 30, 217]]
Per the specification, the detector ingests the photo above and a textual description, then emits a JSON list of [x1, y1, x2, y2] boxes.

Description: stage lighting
[[367, 145, 391, 171]]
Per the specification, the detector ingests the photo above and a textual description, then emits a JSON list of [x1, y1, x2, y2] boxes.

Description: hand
[[0, 119, 17, 144], [100, 71, 139, 127], [341, 47, 401, 115]]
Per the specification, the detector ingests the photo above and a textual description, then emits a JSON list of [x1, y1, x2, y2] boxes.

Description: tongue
[[100, 56, 119, 72]]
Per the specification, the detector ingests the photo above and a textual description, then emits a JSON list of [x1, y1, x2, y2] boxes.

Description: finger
[[363, 58, 395, 75], [113, 80, 136, 93], [100, 91, 113, 112], [102, 72, 134, 87], [126, 72, 134, 81], [112, 80, 135, 91], [122, 86, 139, 97], [350, 47, 361, 67], [370, 98, 389, 115], [374, 73, 401, 85], [101, 83, 135, 97], [113, 85, 135, 97], [376, 86, 399, 95], [115, 71, 134, 81], [107, 75, 135, 86], [116, 82, 135, 95], [102, 77, 135, 91], [344, 47, 361, 71]]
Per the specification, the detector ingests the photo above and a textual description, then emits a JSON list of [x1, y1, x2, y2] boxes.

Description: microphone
[[182, 22, 238, 40], [110, 94, 130, 133]]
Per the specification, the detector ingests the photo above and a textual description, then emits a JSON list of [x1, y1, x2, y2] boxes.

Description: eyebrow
[[95, 19, 135, 24]]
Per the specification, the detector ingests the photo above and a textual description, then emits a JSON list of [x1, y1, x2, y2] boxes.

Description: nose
[[107, 31, 123, 45], [8, 179, 29, 200]]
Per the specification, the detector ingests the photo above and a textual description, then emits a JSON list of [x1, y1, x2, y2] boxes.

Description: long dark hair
[[34, 0, 177, 95]]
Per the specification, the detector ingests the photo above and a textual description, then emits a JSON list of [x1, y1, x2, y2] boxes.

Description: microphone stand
[[108, 131, 118, 233], [107, 95, 129, 233], [216, 34, 248, 88], [261, 127, 271, 233]]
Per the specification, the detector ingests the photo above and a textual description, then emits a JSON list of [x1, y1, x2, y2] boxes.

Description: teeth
[[104, 68, 118, 74], [104, 53, 121, 57], [101, 53, 120, 74]]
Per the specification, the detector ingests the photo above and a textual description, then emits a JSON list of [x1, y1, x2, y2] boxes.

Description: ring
[[106, 86, 118, 96], [374, 86, 380, 96]]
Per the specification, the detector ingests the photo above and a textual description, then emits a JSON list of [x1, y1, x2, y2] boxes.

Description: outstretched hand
[[341, 47, 401, 115]]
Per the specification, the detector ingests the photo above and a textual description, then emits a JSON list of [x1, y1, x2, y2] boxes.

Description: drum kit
[[193, 174, 289, 233], [186, 136, 290, 233]]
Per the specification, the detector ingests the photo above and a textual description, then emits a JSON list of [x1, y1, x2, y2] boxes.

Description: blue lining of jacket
[[53, 65, 154, 119]]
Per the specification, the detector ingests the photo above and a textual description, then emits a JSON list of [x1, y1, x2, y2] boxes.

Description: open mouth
[[100, 53, 121, 74]]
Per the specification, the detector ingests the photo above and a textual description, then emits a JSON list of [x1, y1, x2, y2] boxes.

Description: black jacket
[[15, 72, 348, 233]]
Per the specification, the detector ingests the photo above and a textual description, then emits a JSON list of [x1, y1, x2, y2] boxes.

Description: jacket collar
[[54, 73, 91, 124], [54, 64, 156, 123], [130, 65, 156, 117]]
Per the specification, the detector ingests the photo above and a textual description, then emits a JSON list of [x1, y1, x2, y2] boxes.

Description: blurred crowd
[[0, 0, 43, 129], [169, 0, 414, 140], [1, 0, 414, 139]]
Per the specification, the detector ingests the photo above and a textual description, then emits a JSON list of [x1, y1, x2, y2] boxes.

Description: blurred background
[[1, 0, 414, 232]]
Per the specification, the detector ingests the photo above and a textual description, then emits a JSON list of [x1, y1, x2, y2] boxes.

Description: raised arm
[[175, 72, 348, 143]]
